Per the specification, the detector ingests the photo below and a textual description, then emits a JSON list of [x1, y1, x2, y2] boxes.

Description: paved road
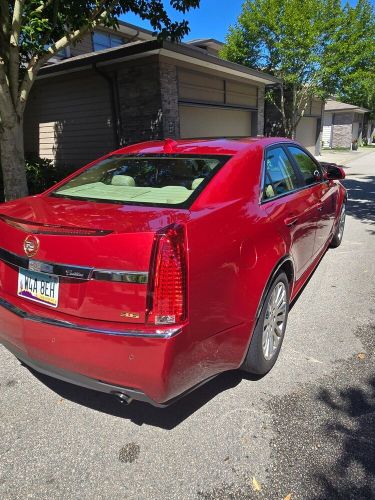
[[1, 152, 375, 500]]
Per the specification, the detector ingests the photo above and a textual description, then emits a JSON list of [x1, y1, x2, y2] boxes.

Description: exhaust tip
[[111, 391, 133, 405]]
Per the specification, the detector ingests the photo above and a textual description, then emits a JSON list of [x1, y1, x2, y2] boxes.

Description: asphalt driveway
[[1, 151, 375, 500]]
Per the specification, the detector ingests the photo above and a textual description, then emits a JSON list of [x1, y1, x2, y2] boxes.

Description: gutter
[[93, 63, 124, 148]]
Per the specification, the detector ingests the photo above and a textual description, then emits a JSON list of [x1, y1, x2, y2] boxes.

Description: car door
[[262, 145, 318, 280], [286, 146, 337, 256]]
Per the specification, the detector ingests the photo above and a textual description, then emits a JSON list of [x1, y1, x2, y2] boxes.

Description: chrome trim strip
[[0, 297, 181, 339], [0, 247, 148, 283]]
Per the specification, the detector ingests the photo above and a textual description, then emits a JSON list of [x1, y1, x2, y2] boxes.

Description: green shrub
[[24, 154, 60, 195], [0, 154, 68, 202]]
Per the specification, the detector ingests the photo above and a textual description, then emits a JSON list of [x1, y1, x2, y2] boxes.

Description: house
[[264, 90, 324, 156], [24, 22, 280, 171], [322, 99, 369, 149]]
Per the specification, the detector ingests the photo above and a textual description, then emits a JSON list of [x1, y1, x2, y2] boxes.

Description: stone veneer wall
[[117, 56, 163, 145], [159, 61, 180, 139], [331, 112, 353, 149], [117, 56, 180, 145]]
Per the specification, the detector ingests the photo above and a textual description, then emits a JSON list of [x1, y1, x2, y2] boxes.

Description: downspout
[[93, 63, 124, 148]]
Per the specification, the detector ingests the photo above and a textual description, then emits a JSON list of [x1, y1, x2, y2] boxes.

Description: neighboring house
[[322, 99, 369, 149], [264, 92, 324, 156], [24, 23, 281, 170]]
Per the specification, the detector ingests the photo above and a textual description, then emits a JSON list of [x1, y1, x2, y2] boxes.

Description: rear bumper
[[0, 292, 189, 405], [0, 292, 249, 405], [1, 339, 160, 405]]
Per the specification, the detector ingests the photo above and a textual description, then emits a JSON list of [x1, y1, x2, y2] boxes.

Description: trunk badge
[[23, 235, 40, 257], [120, 312, 140, 319]]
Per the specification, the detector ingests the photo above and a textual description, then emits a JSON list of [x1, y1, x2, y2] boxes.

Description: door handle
[[284, 215, 299, 226], [317, 203, 323, 211]]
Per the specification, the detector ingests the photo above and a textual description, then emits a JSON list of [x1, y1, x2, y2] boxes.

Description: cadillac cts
[[0, 138, 346, 406]]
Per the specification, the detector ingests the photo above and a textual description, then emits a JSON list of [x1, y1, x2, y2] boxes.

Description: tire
[[242, 272, 290, 375], [330, 202, 346, 248]]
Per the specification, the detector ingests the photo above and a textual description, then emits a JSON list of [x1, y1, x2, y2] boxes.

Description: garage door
[[180, 105, 253, 139], [322, 112, 333, 148], [296, 117, 318, 154]]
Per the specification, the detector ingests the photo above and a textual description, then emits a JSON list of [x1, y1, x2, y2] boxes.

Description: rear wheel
[[242, 272, 289, 375], [330, 202, 346, 248]]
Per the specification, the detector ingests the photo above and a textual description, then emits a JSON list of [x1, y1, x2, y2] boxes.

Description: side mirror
[[322, 164, 346, 180]]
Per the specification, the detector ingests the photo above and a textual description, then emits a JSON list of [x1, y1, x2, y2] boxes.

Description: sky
[[121, 0, 245, 43], [121, 0, 373, 43]]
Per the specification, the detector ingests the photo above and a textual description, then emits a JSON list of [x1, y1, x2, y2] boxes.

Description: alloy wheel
[[262, 282, 287, 361]]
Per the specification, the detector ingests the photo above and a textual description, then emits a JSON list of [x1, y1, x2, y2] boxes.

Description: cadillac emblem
[[23, 235, 40, 257]]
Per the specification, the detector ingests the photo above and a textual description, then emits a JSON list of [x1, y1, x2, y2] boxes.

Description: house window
[[93, 31, 124, 51]]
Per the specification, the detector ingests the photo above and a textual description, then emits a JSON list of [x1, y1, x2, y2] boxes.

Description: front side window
[[93, 32, 124, 51], [287, 146, 321, 186], [263, 147, 298, 200], [51, 156, 228, 207]]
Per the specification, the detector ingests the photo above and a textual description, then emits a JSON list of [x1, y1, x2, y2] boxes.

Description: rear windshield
[[51, 155, 230, 208]]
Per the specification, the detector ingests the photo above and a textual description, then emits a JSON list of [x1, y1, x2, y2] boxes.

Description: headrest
[[111, 175, 135, 187], [191, 178, 205, 190]]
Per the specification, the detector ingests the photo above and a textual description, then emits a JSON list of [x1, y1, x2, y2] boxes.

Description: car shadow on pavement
[[343, 175, 375, 229], [314, 376, 375, 499], [26, 366, 261, 429]]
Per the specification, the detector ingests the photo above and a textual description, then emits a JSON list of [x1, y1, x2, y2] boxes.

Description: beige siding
[[178, 70, 224, 104], [70, 33, 93, 56], [178, 69, 258, 109], [226, 80, 257, 107], [24, 70, 115, 170], [311, 99, 323, 117], [38, 122, 58, 160]]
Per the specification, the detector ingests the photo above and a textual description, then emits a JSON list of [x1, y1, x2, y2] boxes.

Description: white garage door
[[180, 105, 253, 139], [296, 117, 318, 154], [322, 112, 333, 148]]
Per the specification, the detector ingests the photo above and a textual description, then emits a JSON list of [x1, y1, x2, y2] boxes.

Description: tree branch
[[0, 57, 16, 126], [8, 0, 24, 105], [280, 83, 287, 134], [16, 4, 116, 116], [0, 0, 10, 61], [33, 0, 54, 15], [40, 0, 60, 47]]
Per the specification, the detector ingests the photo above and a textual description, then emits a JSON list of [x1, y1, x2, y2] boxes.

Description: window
[[263, 147, 298, 200], [52, 155, 229, 207], [287, 146, 321, 186], [93, 32, 124, 51]]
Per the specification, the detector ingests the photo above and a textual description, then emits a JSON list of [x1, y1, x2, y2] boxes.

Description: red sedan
[[0, 138, 346, 406]]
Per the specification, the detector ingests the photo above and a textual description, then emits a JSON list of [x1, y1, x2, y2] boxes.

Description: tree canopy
[[221, 0, 375, 136]]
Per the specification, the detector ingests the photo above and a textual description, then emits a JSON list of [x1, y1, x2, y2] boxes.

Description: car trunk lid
[[0, 196, 190, 325]]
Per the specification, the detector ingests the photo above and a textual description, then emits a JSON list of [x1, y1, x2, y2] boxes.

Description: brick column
[[159, 61, 180, 139], [257, 85, 265, 136]]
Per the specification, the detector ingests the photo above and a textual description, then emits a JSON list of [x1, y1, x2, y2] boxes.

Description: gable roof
[[38, 39, 281, 85], [325, 99, 369, 113]]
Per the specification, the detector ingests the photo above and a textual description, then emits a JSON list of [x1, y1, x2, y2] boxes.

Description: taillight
[[147, 224, 187, 325]]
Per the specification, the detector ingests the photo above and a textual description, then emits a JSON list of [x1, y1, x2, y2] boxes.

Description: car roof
[[110, 137, 294, 157]]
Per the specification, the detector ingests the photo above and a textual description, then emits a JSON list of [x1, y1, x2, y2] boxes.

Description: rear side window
[[287, 146, 321, 186], [263, 147, 298, 200], [51, 155, 229, 207]]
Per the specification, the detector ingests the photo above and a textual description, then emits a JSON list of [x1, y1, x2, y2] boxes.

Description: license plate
[[17, 269, 59, 308]]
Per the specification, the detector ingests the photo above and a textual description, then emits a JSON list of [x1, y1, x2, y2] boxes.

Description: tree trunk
[[0, 120, 28, 201]]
